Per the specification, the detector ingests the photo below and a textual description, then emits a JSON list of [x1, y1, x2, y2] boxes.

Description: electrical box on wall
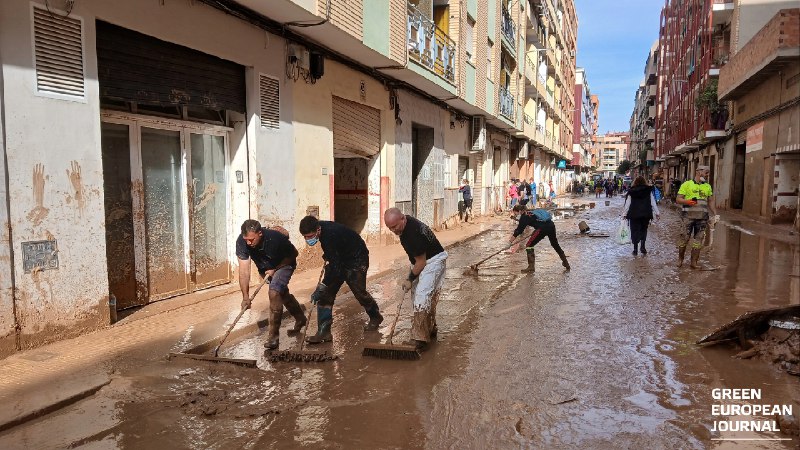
[[287, 43, 310, 70]]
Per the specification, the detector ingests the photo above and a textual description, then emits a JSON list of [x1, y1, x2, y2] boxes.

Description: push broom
[[362, 289, 420, 360], [269, 265, 337, 363]]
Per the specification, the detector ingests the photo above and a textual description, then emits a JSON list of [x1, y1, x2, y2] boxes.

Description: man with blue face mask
[[236, 219, 306, 351], [298, 215, 383, 344]]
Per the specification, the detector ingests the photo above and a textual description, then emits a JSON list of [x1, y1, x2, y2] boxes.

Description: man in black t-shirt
[[236, 219, 306, 351], [298, 216, 383, 344], [384, 208, 448, 351]]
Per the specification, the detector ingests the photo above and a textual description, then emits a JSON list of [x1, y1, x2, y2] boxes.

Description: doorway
[[411, 125, 434, 217], [101, 115, 231, 307], [731, 144, 745, 209], [334, 157, 369, 233]]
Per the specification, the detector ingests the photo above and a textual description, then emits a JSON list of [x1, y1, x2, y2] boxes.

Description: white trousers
[[411, 251, 448, 312]]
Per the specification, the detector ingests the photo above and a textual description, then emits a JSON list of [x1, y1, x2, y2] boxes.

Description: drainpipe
[[0, 53, 19, 351]]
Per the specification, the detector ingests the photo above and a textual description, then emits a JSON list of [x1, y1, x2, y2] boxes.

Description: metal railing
[[407, 3, 456, 84], [501, 6, 517, 50], [545, 85, 554, 105], [442, 188, 461, 225], [499, 86, 515, 120]]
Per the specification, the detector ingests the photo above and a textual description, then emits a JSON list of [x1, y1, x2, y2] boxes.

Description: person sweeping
[[383, 208, 448, 352], [507, 205, 570, 273]]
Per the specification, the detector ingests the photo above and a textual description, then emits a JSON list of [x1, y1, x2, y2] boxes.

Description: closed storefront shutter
[[96, 21, 246, 113], [332, 96, 380, 158]]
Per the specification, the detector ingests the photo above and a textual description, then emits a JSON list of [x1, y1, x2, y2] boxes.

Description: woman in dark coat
[[622, 176, 661, 255]]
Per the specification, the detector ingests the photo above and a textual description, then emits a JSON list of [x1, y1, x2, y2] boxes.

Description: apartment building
[[629, 41, 658, 179], [596, 132, 630, 179], [653, 0, 798, 225], [572, 67, 597, 178]]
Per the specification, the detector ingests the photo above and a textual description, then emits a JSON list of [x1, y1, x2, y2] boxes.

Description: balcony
[[545, 85, 554, 106], [499, 86, 515, 120], [501, 6, 517, 51], [407, 3, 456, 84], [535, 123, 545, 146], [712, 0, 734, 26], [523, 113, 536, 139], [524, 55, 535, 85]]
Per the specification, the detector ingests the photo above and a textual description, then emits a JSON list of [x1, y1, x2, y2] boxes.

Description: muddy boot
[[402, 339, 429, 351], [363, 304, 383, 332], [640, 240, 647, 255], [677, 246, 687, 267], [559, 252, 571, 271], [283, 294, 307, 335], [690, 247, 702, 269], [632, 242, 638, 256], [520, 251, 536, 273], [306, 306, 333, 344], [264, 309, 283, 350]]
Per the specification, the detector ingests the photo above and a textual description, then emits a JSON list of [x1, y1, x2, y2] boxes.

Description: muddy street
[[1, 197, 798, 449]]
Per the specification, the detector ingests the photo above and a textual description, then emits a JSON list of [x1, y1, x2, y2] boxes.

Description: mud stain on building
[[66, 161, 86, 216], [26, 163, 49, 226]]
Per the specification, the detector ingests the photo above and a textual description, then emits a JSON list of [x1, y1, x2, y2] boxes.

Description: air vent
[[32, 6, 84, 98], [259, 75, 279, 129]]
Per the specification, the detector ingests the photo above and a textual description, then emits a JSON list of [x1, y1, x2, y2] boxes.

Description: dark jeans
[[524, 221, 566, 257], [629, 218, 650, 245], [319, 259, 379, 315]]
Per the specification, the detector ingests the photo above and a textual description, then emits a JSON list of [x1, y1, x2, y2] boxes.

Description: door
[[102, 116, 231, 305], [732, 144, 745, 209], [140, 127, 188, 299]]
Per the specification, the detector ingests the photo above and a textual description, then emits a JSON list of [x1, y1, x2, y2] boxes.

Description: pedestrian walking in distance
[[676, 165, 718, 269], [622, 176, 660, 256], [383, 208, 448, 352], [508, 205, 570, 273], [298, 216, 383, 344], [237, 220, 306, 351], [459, 178, 473, 222]]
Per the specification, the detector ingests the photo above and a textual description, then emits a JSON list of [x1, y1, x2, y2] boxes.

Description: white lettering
[[712, 420, 781, 432], [711, 388, 762, 400]]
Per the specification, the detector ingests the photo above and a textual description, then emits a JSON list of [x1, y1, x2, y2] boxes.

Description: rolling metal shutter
[[332, 96, 380, 158], [96, 21, 245, 113]]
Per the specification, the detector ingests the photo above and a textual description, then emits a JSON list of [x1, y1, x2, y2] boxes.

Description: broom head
[[267, 349, 338, 363], [362, 342, 421, 360]]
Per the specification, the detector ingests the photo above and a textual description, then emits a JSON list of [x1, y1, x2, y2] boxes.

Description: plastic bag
[[617, 218, 631, 245]]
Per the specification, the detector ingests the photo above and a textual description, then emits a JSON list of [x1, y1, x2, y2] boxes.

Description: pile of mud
[[735, 326, 800, 376]]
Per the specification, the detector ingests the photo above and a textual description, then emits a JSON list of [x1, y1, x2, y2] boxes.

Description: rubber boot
[[690, 247, 702, 269], [677, 246, 687, 267], [559, 252, 571, 271], [264, 309, 282, 350], [363, 303, 383, 331], [632, 242, 638, 256], [640, 240, 647, 255], [306, 306, 333, 344], [520, 251, 536, 273], [283, 294, 307, 335]]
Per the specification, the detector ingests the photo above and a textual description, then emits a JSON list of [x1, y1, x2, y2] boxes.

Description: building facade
[[652, 0, 798, 225], [572, 67, 597, 179], [0, 0, 581, 356], [629, 41, 658, 179], [595, 132, 630, 179]]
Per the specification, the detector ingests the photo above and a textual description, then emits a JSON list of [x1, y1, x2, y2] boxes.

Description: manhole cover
[[19, 351, 58, 361]]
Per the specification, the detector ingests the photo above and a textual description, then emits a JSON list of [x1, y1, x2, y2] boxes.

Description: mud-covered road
[[2, 196, 798, 449]]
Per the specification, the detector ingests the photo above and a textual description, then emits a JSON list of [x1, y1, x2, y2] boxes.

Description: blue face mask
[[305, 237, 319, 246]]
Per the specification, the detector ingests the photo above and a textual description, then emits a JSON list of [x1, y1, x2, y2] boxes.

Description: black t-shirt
[[399, 215, 444, 264], [319, 220, 369, 264], [235, 227, 297, 275]]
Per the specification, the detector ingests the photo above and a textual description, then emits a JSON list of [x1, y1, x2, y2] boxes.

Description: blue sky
[[574, 0, 664, 134]]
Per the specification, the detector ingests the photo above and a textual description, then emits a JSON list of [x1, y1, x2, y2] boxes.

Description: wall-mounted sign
[[557, 160, 567, 169], [22, 240, 58, 273], [746, 121, 764, 153]]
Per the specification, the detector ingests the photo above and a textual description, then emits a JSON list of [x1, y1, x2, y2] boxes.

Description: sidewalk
[[0, 217, 502, 432]]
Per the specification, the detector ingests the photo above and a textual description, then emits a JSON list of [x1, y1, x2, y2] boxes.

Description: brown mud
[[0, 196, 798, 449]]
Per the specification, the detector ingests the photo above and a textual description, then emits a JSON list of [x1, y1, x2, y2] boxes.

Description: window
[[466, 18, 475, 64], [486, 39, 494, 79]]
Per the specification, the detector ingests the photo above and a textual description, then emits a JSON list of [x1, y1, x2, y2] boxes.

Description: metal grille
[[33, 7, 84, 97], [259, 75, 280, 129]]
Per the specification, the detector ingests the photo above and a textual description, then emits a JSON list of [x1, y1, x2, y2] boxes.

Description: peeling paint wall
[[0, 0, 289, 350]]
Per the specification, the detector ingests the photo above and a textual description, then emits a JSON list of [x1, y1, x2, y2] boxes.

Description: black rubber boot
[[632, 242, 638, 256], [640, 240, 647, 255], [520, 251, 536, 273], [363, 304, 383, 331], [306, 306, 333, 344], [559, 252, 571, 271], [283, 294, 307, 335]]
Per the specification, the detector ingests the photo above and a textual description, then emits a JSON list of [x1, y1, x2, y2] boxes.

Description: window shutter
[[259, 75, 280, 129], [32, 6, 84, 98]]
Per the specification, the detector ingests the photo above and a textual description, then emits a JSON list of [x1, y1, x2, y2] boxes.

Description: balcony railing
[[545, 86, 554, 105], [407, 3, 456, 84], [499, 86, 515, 120], [501, 6, 517, 51]]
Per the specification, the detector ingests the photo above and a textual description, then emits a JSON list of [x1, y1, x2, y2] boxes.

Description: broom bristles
[[362, 343, 421, 360], [267, 350, 337, 363]]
